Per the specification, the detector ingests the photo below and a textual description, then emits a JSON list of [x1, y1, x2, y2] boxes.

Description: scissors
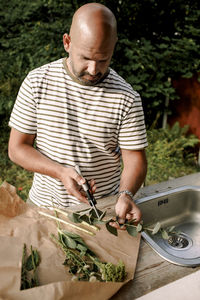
[[74, 164, 100, 219]]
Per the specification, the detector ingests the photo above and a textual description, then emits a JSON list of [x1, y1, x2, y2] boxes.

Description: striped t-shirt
[[9, 58, 148, 207]]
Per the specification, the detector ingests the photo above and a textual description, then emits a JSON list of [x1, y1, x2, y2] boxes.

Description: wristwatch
[[118, 190, 135, 201]]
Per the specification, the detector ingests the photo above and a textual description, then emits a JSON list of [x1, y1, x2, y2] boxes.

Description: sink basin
[[135, 185, 200, 266]]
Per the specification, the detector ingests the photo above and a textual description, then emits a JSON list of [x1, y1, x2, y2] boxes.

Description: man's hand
[[109, 149, 146, 230], [109, 193, 142, 229], [60, 167, 96, 204]]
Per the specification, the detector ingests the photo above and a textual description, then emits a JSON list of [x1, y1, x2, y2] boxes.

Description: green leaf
[[106, 222, 118, 236], [64, 236, 77, 249], [79, 214, 92, 224], [152, 222, 161, 235], [126, 225, 138, 237], [33, 250, 40, 267], [167, 226, 176, 233], [76, 243, 87, 253], [62, 230, 81, 239], [73, 237, 87, 246], [25, 255, 34, 271], [162, 230, 169, 240], [68, 213, 81, 223], [136, 223, 143, 232], [89, 208, 104, 219], [92, 218, 105, 225]]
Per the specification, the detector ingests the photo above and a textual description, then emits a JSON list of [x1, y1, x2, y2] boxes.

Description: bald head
[[70, 3, 118, 48], [63, 3, 117, 85]]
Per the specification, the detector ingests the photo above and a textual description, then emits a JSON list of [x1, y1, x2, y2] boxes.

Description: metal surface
[[135, 185, 200, 266]]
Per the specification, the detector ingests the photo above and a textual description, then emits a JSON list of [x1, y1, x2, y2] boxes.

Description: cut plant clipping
[[51, 229, 126, 282], [39, 206, 177, 239], [18, 198, 178, 289]]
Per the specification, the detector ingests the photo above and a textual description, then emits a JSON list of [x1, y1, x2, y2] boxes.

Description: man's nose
[[87, 61, 98, 75]]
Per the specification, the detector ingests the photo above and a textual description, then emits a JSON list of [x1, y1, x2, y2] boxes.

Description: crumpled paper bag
[[0, 182, 141, 300]]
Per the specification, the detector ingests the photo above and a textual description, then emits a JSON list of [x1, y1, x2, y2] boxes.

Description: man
[[8, 3, 148, 228]]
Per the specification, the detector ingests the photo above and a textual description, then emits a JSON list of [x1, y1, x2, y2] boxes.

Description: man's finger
[[109, 220, 126, 230], [116, 215, 126, 225]]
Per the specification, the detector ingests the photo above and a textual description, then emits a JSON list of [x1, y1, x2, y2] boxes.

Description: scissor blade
[[91, 203, 100, 219]]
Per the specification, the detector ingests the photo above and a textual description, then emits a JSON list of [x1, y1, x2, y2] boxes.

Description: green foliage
[[109, 1, 200, 124], [0, 0, 74, 116], [21, 244, 41, 290], [0, 0, 200, 126], [51, 229, 126, 282], [0, 117, 33, 201], [146, 122, 200, 185]]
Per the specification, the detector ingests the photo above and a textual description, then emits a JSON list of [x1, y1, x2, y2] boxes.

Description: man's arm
[[111, 148, 147, 227], [8, 128, 94, 203]]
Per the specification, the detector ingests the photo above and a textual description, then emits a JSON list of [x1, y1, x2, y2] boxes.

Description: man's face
[[64, 34, 115, 85]]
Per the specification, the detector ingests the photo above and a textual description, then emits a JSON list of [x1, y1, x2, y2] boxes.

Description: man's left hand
[[109, 194, 142, 229]]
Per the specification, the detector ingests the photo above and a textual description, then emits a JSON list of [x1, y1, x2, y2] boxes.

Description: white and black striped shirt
[[9, 58, 148, 207]]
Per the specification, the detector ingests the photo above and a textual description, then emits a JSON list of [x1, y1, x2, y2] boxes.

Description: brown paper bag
[[0, 182, 140, 300]]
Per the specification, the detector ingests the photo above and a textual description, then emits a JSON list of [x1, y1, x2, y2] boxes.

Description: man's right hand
[[60, 167, 96, 204]]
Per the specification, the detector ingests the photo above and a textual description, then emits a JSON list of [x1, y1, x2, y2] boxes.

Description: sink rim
[[136, 185, 200, 267], [135, 185, 200, 205]]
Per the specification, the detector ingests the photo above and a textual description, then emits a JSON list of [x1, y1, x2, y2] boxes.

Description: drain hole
[[168, 234, 189, 249]]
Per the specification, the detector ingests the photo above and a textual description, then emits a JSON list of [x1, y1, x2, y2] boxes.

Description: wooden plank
[[111, 239, 200, 299]]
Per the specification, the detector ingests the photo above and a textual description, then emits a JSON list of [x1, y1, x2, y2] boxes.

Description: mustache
[[80, 71, 102, 78]]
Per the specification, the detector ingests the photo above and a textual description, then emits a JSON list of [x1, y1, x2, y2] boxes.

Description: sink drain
[[168, 234, 190, 249]]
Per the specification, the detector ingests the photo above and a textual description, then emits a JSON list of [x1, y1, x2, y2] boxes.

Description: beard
[[77, 72, 103, 86], [69, 59, 103, 86]]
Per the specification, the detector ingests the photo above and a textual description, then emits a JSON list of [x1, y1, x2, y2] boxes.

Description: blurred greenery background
[[0, 0, 200, 200]]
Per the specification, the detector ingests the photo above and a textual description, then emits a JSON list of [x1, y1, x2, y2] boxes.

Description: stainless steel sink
[[135, 185, 200, 266]]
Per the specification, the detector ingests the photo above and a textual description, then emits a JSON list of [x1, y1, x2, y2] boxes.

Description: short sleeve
[[118, 93, 148, 150], [9, 75, 37, 134]]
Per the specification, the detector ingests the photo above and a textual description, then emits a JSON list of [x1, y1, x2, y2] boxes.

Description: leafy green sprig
[[20, 244, 41, 290], [69, 207, 177, 239], [51, 229, 126, 282]]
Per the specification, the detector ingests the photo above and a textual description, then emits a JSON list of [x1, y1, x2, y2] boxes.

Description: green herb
[[105, 221, 118, 236], [51, 230, 126, 282], [69, 209, 178, 240], [20, 244, 41, 290], [41, 206, 177, 240]]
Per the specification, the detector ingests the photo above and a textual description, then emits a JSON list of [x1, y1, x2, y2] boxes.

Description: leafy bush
[[145, 122, 200, 185], [0, 0, 200, 127], [0, 0, 74, 116], [0, 117, 33, 201]]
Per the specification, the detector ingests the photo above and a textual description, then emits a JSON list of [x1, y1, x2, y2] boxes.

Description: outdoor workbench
[[70, 173, 200, 299], [112, 172, 200, 299]]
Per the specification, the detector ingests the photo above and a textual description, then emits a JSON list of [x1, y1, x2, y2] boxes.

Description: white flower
[[83, 265, 90, 270], [89, 276, 97, 282], [71, 275, 78, 282], [101, 273, 106, 281]]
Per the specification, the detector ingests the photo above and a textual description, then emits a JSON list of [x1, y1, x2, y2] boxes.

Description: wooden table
[[69, 173, 200, 299]]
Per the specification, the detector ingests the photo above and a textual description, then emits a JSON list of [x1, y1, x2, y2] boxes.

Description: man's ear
[[63, 33, 71, 52]]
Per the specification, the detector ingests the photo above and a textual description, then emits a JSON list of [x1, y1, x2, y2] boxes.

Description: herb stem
[[39, 211, 95, 236], [54, 208, 99, 231]]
